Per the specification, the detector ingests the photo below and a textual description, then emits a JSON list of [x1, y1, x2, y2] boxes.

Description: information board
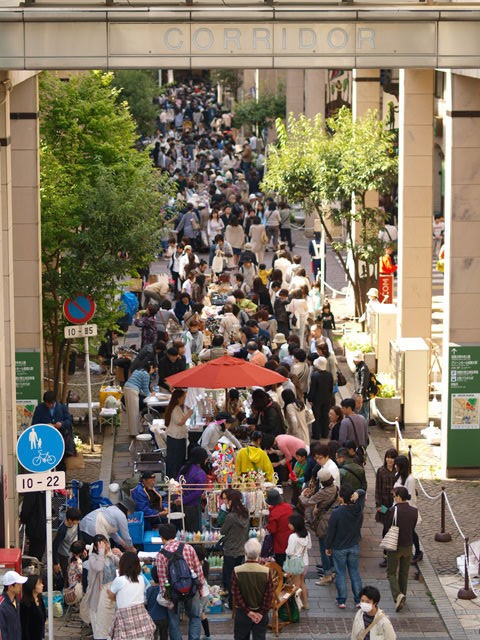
[[447, 345, 480, 468], [15, 351, 41, 401]]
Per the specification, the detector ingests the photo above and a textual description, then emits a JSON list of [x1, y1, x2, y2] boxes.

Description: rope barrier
[[324, 281, 348, 297], [443, 492, 467, 540], [416, 479, 443, 501]]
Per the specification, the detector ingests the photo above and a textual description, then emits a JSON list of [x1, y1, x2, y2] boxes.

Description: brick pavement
[[53, 232, 480, 639]]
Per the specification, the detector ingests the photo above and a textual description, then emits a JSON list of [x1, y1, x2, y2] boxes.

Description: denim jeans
[[318, 537, 333, 575], [167, 594, 201, 640], [331, 544, 362, 605]]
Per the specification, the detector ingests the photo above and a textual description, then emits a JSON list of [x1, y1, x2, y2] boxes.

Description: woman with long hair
[[108, 551, 155, 640], [20, 575, 46, 640], [394, 455, 423, 563], [220, 489, 250, 609], [285, 514, 312, 609], [281, 388, 309, 444], [84, 535, 121, 639], [165, 388, 193, 479], [376, 448, 398, 568], [177, 447, 209, 532]]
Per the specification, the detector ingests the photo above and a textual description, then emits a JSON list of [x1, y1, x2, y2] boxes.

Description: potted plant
[[343, 332, 376, 372], [371, 374, 401, 425]]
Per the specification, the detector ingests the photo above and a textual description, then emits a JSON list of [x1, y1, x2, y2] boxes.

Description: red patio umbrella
[[165, 355, 287, 390]]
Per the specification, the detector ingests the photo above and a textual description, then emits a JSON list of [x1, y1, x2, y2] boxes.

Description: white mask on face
[[359, 602, 374, 614]]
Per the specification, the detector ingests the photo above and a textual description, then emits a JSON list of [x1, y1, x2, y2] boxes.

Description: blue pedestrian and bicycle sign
[[17, 424, 65, 473], [63, 293, 96, 325]]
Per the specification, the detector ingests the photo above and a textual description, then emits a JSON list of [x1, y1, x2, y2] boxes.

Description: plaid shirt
[[155, 541, 205, 603], [231, 561, 274, 616]]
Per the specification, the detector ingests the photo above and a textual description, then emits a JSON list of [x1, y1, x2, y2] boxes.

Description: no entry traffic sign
[[63, 294, 96, 324]]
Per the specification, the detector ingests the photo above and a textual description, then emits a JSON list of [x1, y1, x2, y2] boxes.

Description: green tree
[[210, 69, 242, 98], [40, 71, 174, 397], [233, 91, 286, 136], [111, 70, 159, 136], [263, 107, 397, 316]]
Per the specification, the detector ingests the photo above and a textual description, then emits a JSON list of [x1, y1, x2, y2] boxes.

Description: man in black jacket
[[353, 352, 370, 422], [308, 356, 334, 439], [0, 571, 28, 640], [157, 347, 184, 390], [384, 486, 418, 612]]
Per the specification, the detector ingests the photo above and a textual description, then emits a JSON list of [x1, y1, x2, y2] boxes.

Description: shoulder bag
[[355, 612, 385, 640], [379, 506, 399, 551]]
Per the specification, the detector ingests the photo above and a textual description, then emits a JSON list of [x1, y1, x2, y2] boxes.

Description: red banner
[[378, 274, 394, 303]]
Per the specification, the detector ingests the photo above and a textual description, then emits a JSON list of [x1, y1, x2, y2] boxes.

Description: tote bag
[[379, 506, 399, 551]]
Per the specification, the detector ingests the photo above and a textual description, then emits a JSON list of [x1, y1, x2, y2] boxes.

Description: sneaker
[[315, 574, 334, 586], [336, 602, 346, 609], [379, 558, 387, 568], [395, 594, 406, 612], [411, 551, 423, 564]]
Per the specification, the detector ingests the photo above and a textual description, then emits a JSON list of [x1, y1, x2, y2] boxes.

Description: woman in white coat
[[351, 585, 397, 640], [249, 216, 267, 265]]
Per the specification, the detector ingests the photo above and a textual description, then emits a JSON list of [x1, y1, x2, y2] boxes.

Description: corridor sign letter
[[16, 424, 65, 473]]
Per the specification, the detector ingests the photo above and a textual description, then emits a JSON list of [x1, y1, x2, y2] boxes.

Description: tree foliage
[[263, 107, 398, 316], [40, 71, 174, 396], [111, 70, 159, 136], [233, 91, 286, 135]]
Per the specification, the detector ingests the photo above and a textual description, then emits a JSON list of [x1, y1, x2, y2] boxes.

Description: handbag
[[261, 229, 269, 245], [283, 555, 304, 575], [337, 370, 347, 387], [64, 581, 83, 606], [304, 401, 315, 425], [379, 506, 399, 551]]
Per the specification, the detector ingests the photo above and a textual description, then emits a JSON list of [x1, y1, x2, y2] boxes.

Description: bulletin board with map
[[447, 345, 480, 468]]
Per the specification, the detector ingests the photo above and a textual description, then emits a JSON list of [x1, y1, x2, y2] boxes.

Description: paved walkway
[[53, 230, 480, 639]]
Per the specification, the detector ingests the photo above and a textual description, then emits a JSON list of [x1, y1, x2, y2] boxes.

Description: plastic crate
[[99, 385, 123, 409], [206, 604, 224, 614], [127, 511, 145, 545], [143, 530, 163, 552]]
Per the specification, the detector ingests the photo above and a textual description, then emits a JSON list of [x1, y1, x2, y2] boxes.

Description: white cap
[[2, 571, 27, 586]]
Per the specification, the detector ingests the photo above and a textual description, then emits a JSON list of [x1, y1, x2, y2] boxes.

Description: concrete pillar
[[286, 69, 305, 117], [353, 69, 381, 120], [397, 69, 434, 339], [304, 69, 327, 120], [10, 76, 42, 354], [442, 71, 480, 475], [0, 72, 18, 545]]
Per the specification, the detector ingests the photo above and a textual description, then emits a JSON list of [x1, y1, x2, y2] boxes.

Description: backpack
[[367, 371, 382, 398], [160, 543, 197, 602]]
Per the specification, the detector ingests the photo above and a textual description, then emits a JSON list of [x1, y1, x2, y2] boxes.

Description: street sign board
[[63, 294, 96, 325], [17, 471, 66, 493], [16, 424, 65, 473], [447, 345, 480, 468], [64, 324, 97, 339]]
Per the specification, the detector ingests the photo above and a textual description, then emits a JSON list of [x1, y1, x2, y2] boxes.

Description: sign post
[[17, 425, 65, 640], [63, 294, 96, 451]]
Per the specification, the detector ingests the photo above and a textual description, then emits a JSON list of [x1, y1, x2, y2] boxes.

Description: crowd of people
[[4, 80, 418, 640]]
